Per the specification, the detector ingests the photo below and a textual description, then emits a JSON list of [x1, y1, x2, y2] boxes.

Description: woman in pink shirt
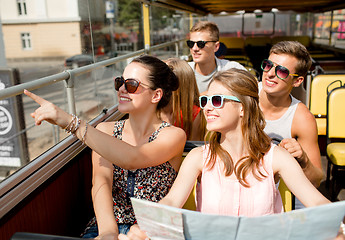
[[120, 68, 332, 239], [158, 68, 329, 215]]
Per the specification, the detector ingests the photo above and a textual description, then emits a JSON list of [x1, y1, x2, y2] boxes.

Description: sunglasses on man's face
[[199, 95, 241, 109], [261, 59, 299, 80], [186, 40, 217, 49], [114, 76, 150, 93]]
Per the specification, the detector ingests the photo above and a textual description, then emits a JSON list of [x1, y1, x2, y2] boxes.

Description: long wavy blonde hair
[[206, 69, 272, 187], [165, 58, 206, 140]]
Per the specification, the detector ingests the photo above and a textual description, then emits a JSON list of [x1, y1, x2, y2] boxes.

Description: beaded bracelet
[[64, 114, 76, 133], [64, 115, 81, 135], [71, 118, 81, 134], [65, 116, 77, 133], [81, 123, 88, 145]]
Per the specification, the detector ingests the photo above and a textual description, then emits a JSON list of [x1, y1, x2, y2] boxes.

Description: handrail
[[0, 39, 185, 101], [0, 71, 70, 100]]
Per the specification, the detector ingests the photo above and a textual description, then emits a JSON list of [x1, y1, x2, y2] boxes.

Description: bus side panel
[[0, 148, 94, 240]]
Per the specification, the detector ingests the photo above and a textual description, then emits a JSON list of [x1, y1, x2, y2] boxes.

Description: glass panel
[[149, 6, 190, 59], [242, 13, 275, 36], [286, 13, 313, 37], [315, 11, 332, 40], [23, 85, 68, 160], [0, 0, 145, 182], [73, 63, 123, 122], [331, 9, 345, 49], [314, 9, 345, 49]]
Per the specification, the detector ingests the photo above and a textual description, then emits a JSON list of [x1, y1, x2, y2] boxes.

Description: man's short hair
[[270, 41, 312, 77], [190, 21, 219, 41]]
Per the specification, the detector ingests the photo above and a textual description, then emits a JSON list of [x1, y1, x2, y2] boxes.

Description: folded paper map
[[131, 198, 345, 240]]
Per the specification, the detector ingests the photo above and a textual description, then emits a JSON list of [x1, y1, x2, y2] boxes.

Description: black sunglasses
[[114, 76, 150, 93], [261, 59, 299, 80], [186, 40, 217, 49]]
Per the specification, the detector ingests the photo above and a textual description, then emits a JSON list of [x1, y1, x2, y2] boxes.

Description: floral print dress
[[84, 119, 177, 231]]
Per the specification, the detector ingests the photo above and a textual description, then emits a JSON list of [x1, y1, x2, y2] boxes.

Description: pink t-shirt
[[196, 144, 283, 216]]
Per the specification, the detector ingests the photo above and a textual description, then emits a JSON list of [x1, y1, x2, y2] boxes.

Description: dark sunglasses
[[199, 95, 241, 109], [114, 76, 150, 93], [261, 59, 299, 80], [186, 40, 217, 49]]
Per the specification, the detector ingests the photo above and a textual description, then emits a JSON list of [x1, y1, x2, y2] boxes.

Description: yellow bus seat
[[219, 37, 246, 56], [310, 53, 336, 59], [219, 37, 245, 49], [271, 36, 311, 48], [309, 74, 345, 135], [316, 118, 327, 136], [325, 85, 345, 201], [244, 36, 272, 47], [278, 179, 294, 212], [223, 54, 250, 61]]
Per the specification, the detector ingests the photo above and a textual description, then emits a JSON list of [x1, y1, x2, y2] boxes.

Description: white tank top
[[264, 95, 300, 145]]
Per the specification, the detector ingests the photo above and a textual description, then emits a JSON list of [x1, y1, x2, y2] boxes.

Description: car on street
[[64, 54, 94, 69]]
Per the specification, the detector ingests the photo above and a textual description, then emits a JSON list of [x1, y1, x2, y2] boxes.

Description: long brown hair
[[165, 58, 206, 140], [206, 69, 272, 187]]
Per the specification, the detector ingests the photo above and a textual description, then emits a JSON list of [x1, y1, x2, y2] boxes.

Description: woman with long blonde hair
[[161, 58, 206, 141], [159, 68, 329, 217]]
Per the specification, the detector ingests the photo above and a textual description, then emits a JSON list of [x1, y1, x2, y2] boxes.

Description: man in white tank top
[[258, 41, 324, 209]]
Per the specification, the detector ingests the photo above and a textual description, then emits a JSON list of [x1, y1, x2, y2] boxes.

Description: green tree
[[117, 0, 141, 27]]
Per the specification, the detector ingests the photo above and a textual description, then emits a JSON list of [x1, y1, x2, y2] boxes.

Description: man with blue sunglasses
[[187, 21, 246, 94], [258, 41, 324, 209]]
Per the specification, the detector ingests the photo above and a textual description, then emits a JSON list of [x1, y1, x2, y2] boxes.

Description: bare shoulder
[[189, 146, 204, 156], [272, 145, 298, 173], [95, 121, 116, 134], [158, 124, 187, 141], [185, 146, 204, 163], [292, 102, 317, 136], [183, 146, 204, 170], [273, 144, 291, 157], [294, 102, 315, 122]]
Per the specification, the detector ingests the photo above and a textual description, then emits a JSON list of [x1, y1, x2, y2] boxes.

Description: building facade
[[0, 0, 105, 59]]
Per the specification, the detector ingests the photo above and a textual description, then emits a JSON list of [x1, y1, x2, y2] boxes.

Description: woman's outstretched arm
[[24, 90, 186, 170], [272, 145, 330, 207], [159, 146, 203, 207]]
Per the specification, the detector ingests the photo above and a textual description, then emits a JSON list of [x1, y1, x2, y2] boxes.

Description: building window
[[21, 33, 31, 50], [17, 0, 27, 16]]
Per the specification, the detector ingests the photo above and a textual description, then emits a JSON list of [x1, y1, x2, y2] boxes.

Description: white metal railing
[[0, 39, 184, 103]]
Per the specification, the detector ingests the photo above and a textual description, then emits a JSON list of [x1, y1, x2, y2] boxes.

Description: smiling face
[[189, 31, 219, 65], [203, 80, 243, 134], [117, 62, 153, 113], [261, 53, 302, 97]]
